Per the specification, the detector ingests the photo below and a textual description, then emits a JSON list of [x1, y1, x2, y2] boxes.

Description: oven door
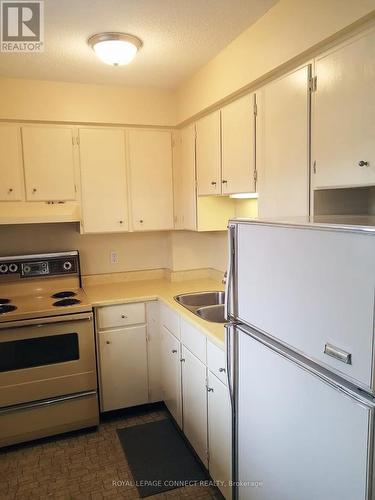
[[0, 312, 97, 407]]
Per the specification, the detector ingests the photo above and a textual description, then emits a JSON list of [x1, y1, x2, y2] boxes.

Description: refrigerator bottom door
[[237, 329, 373, 500]]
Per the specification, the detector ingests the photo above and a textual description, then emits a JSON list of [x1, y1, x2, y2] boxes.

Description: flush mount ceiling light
[[88, 33, 142, 66]]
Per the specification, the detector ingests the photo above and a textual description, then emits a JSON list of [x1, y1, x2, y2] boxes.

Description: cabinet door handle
[[211, 181, 217, 186], [207, 387, 214, 393], [172, 349, 177, 354], [180, 358, 185, 363], [32, 188, 37, 193], [219, 367, 226, 373], [8, 188, 13, 193], [119, 220, 124, 224], [358, 160, 369, 167], [106, 340, 111, 344], [121, 314, 127, 319], [222, 180, 227, 184]]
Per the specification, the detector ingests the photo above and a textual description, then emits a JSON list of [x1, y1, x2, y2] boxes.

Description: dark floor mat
[[117, 418, 208, 497]]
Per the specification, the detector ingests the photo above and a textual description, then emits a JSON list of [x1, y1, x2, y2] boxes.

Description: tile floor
[[0, 406, 222, 500]]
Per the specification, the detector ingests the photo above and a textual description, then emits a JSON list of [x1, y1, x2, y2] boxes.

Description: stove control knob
[[9, 264, 18, 273], [0, 264, 8, 273], [63, 261, 72, 271]]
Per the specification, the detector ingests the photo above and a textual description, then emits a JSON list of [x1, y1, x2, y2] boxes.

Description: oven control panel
[[0, 252, 79, 278]]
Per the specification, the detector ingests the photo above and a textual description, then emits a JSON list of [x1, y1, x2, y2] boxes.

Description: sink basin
[[175, 291, 225, 308], [196, 304, 226, 324], [174, 291, 226, 324]]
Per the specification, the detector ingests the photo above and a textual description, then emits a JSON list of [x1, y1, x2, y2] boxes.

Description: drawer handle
[[219, 367, 226, 373], [324, 343, 352, 365], [121, 314, 128, 319], [172, 349, 177, 354]]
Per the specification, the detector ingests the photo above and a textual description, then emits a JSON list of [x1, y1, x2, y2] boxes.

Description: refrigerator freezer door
[[236, 328, 373, 500], [235, 222, 375, 391]]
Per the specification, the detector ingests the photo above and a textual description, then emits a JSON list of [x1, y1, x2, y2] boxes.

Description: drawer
[[97, 302, 145, 329], [160, 301, 180, 339], [207, 341, 227, 385], [181, 318, 206, 363]]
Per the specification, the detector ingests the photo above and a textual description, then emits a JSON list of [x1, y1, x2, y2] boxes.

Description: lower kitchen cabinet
[[160, 325, 182, 427], [207, 371, 232, 499], [96, 300, 231, 499], [98, 325, 148, 412], [181, 345, 208, 466]]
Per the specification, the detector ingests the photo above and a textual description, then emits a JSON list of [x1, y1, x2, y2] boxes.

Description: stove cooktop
[[0, 288, 91, 322], [0, 251, 92, 322]]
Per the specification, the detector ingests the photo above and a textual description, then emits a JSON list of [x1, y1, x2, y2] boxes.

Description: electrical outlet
[[110, 251, 119, 264]]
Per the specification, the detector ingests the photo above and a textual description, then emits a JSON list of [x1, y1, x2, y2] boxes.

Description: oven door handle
[[0, 312, 92, 330], [0, 390, 97, 415]]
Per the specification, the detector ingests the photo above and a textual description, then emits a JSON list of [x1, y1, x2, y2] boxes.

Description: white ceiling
[[0, 0, 278, 89]]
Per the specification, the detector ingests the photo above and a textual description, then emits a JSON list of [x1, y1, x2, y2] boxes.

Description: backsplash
[[0, 224, 227, 276]]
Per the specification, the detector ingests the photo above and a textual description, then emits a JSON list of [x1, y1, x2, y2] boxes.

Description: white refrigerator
[[225, 219, 375, 500]]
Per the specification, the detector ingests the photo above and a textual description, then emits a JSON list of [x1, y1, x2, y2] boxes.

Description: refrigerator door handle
[[324, 343, 352, 365], [225, 224, 235, 320]]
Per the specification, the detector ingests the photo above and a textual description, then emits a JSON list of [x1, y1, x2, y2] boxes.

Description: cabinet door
[[196, 111, 221, 195], [221, 94, 255, 194], [160, 325, 182, 426], [173, 126, 197, 230], [146, 302, 162, 403], [79, 128, 128, 233], [181, 346, 208, 466], [22, 126, 76, 201], [0, 126, 24, 201], [99, 325, 148, 412], [237, 330, 371, 500], [207, 372, 232, 499], [128, 129, 173, 231], [313, 30, 375, 189], [257, 65, 310, 217]]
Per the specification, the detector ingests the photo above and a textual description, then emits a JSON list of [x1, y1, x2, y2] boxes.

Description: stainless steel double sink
[[174, 291, 226, 323]]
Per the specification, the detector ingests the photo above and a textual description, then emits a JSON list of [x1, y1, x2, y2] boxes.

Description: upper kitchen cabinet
[[128, 129, 174, 231], [0, 126, 24, 201], [257, 64, 310, 218], [196, 111, 221, 196], [172, 126, 197, 230], [221, 94, 256, 195], [313, 29, 375, 189], [22, 126, 77, 201], [79, 128, 128, 233]]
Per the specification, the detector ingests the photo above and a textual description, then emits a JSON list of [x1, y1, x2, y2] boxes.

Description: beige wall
[[0, 224, 170, 275], [0, 224, 227, 275], [0, 77, 175, 126], [175, 0, 375, 122], [169, 231, 227, 272]]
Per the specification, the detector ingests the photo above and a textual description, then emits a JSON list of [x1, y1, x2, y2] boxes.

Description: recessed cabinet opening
[[196, 196, 258, 231], [314, 187, 375, 224]]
